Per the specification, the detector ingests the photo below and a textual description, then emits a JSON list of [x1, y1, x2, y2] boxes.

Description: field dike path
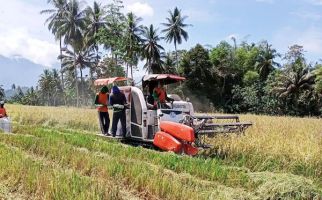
[[0, 124, 321, 200]]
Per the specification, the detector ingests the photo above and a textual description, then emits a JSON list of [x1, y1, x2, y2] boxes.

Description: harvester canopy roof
[[142, 74, 186, 88], [94, 77, 128, 86]]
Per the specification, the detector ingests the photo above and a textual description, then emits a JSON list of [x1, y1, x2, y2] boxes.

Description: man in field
[[95, 86, 110, 135], [109, 86, 127, 137], [0, 101, 11, 133], [0, 101, 7, 118]]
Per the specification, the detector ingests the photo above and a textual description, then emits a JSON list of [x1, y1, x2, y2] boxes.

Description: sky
[[0, 0, 322, 80]]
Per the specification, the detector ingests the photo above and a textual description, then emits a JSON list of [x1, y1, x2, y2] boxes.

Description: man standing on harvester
[[95, 86, 110, 135], [109, 86, 127, 137], [153, 81, 173, 109]]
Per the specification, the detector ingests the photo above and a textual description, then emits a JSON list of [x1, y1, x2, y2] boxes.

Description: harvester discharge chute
[[94, 74, 252, 156]]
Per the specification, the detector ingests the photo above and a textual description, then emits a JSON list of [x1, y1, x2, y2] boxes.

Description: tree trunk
[[59, 37, 67, 106], [131, 63, 133, 79], [126, 63, 129, 78], [94, 44, 99, 80], [74, 59, 79, 107], [221, 76, 226, 104], [47, 91, 50, 106], [130, 38, 133, 79], [60, 37, 64, 89], [80, 68, 83, 106], [175, 42, 178, 69]]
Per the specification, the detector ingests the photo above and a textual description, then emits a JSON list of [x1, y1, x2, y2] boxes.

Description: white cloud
[[272, 26, 322, 60], [208, 0, 217, 4], [0, 0, 59, 67], [290, 10, 322, 20], [0, 29, 59, 67], [184, 8, 219, 23], [309, 0, 322, 5], [125, 2, 154, 17], [255, 0, 274, 3]]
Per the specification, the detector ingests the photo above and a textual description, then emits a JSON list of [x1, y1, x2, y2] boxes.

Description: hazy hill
[[0, 55, 46, 89], [4, 87, 29, 99]]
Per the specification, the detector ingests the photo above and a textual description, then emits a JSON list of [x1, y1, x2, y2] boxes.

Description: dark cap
[[100, 86, 109, 93]]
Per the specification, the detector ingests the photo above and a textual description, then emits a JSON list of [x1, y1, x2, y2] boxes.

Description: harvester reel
[[179, 114, 252, 148]]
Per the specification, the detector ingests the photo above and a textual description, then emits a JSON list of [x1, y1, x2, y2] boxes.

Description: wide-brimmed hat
[[0, 101, 4, 105]]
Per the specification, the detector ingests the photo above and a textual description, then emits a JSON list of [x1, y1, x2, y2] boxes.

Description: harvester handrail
[[192, 115, 240, 120], [206, 122, 253, 126]]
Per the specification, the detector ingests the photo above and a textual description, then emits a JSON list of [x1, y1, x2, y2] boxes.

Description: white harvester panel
[[128, 86, 149, 140], [158, 109, 184, 123], [0, 117, 11, 133], [172, 101, 194, 115]]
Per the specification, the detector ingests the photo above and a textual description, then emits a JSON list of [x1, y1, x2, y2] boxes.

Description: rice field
[[0, 104, 321, 200]]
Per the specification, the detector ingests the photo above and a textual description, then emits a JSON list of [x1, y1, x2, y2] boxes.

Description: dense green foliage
[[177, 43, 321, 116]]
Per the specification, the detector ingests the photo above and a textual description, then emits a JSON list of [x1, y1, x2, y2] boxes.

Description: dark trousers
[[98, 111, 110, 134], [111, 110, 126, 137]]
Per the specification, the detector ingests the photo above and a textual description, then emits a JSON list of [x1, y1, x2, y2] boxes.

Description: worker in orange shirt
[[0, 101, 7, 118], [95, 86, 110, 135], [153, 81, 173, 109]]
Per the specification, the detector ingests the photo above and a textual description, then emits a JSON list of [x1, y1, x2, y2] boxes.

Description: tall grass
[[2, 126, 321, 199], [1, 104, 322, 199], [0, 132, 248, 199], [204, 114, 322, 185], [6, 104, 99, 131], [0, 143, 121, 200]]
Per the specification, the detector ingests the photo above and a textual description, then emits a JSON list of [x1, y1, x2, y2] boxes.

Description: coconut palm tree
[[57, 0, 87, 47], [142, 24, 164, 74], [274, 64, 315, 104], [100, 0, 125, 63], [23, 87, 40, 106], [41, 0, 67, 36], [124, 12, 143, 78], [60, 38, 97, 106], [162, 7, 190, 67], [163, 52, 177, 74], [41, 0, 67, 90], [85, 1, 107, 62], [255, 41, 280, 80], [38, 69, 55, 105]]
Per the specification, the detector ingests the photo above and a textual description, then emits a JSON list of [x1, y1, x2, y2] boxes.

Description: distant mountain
[[0, 55, 49, 89], [4, 87, 29, 99]]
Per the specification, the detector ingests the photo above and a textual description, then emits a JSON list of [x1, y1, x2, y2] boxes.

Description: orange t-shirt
[[97, 92, 109, 112], [154, 87, 166, 103], [0, 108, 7, 118]]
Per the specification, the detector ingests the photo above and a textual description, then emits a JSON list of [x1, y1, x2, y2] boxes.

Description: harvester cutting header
[[94, 74, 252, 156]]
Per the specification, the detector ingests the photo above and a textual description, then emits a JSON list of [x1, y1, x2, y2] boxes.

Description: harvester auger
[[94, 74, 252, 156]]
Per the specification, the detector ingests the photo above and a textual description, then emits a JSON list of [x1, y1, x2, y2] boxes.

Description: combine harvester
[[94, 74, 252, 155]]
